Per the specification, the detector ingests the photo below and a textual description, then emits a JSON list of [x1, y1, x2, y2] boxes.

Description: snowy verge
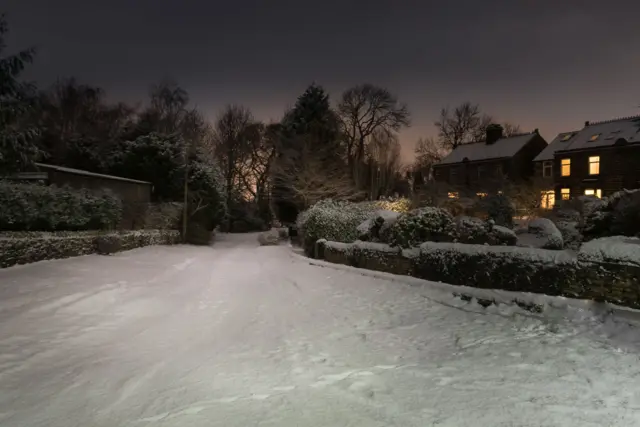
[[0, 229, 180, 268], [288, 249, 640, 326]]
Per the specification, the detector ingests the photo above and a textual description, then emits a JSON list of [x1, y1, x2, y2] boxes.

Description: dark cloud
[[4, 0, 640, 160]]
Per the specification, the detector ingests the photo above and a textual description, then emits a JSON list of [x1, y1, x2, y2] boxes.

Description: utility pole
[[182, 139, 189, 243]]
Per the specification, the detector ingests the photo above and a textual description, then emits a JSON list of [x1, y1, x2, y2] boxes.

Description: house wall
[[509, 134, 548, 181], [554, 144, 640, 201], [45, 168, 152, 229]]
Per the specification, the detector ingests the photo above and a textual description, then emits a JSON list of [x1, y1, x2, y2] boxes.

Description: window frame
[[584, 189, 602, 198], [542, 161, 553, 178], [541, 190, 555, 209], [560, 188, 571, 200]]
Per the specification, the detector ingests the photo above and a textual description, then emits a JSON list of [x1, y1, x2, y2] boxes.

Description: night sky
[[4, 0, 640, 161]]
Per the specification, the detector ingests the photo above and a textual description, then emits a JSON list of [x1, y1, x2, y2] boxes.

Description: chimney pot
[[585, 121, 590, 126]]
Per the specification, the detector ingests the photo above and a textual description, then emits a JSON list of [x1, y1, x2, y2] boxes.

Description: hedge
[[0, 181, 122, 231], [0, 230, 180, 268], [314, 238, 640, 309]]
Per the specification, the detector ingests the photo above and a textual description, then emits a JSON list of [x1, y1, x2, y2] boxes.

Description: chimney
[[585, 121, 590, 127], [485, 124, 504, 144]]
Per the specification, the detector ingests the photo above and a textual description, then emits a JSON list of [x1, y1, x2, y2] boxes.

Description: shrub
[[258, 230, 280, 246], [454, 216, 516, 246], [582, 189, 640, 240], [472, 194, 515, 227], [0, 181, 122, 231], [357, 210, 400, 242], [527, 218, 563, 250], [0, 229, 180, 268], [296, 199, 377, 256], [386, 207, 457, 248]]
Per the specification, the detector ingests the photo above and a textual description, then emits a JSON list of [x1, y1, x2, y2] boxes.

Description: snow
[[420, 240, 576, 264], [579, 236, 640, 267], [1, 232, 640, 426]]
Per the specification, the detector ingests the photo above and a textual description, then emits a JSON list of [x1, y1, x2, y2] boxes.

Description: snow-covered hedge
[[578, 236, 640, 267], [527, 218, 564, 249], [386, 207, 457, 248], [0, 181, 122, 231], [455, 217, 517, 246], [313, 237, 640, 308], [0, 230, 180, 268], [297, 199, 378, 256]]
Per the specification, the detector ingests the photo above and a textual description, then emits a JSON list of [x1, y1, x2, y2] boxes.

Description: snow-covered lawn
[[0, 232, 639, 426]]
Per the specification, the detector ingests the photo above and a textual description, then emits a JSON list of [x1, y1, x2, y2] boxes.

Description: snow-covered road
[[1, 233, 639, 426]]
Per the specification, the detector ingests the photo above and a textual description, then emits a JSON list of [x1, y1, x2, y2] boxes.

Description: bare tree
[[337, 84, 410, 174], [212, 105, 254, 213], [435, 102, 492, 150], [413, 136, 449, 183], [502, 122, 522, 137], [366, 129, 402, 200], [272, 136, 364, 210]]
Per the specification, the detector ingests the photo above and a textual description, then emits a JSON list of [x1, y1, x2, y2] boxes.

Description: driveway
[[0, 233, 639, 426]]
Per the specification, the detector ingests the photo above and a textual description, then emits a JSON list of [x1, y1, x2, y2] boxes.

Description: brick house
[[533, 116, 640, 207], [432, 124, 548, 197]]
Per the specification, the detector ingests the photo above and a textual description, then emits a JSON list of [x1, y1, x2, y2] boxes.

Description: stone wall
[[314, 239, 640, 309]]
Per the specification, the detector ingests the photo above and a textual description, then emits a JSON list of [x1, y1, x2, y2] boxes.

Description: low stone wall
[[0, 230, 181, 268], [314, 239, 640, 309]]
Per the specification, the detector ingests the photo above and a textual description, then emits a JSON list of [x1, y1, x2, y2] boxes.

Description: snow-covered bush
[[375, 197, 411, 213], [258, 230, 280, 246], [0, 230, 180, 268], [357, 210, 400, 242], [454, 216, 516, 246], [555, 220, 582, 251], [527, 218, 563, 250], [487, 224, 518, 246], [473, 194, 515, 227], [578, 236, 640, 267], [582, 189, 640, 240], [386, 207, 457, 248], [0, 181, 122, 231], [296, 199, 377, 256]]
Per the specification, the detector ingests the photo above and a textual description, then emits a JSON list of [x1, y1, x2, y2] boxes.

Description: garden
[[294, 189, 640, 309]]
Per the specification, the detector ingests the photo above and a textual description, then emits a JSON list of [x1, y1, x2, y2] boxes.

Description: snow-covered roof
[[435, 132, 539, 166], [535, 116, 640, 162], [533, 131, 580, 162]]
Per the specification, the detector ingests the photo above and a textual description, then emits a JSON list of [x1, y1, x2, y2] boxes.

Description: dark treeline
[[0, 13, 521, 230]]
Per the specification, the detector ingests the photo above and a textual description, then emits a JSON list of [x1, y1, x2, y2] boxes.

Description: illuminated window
[[589, 134, 600, 141], [589, 156, 600, 175], [476, 192, 488, 198], [584, 189, 602, 198], [561, 133, 573, 141], [561, 188, 570, 200], [561, 158, 571, 176], [542, 161, 553, 177], [448, 192, 459, 199], [541, 190, 555, 209]]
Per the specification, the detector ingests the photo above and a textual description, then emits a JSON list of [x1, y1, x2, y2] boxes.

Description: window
[[543, 161, 553, 178], [561, 158, 571, 176], [561, 133, 573, 141], [561, 188, 571, 200], [589, 156, 600, 175], [477, 165, 486, 179], [589, 134, 601, 141], [584, 189, 602, 198], [476, 192, 488, 198], [448, 192, 459, 199], [541, 190, 555, 209]]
